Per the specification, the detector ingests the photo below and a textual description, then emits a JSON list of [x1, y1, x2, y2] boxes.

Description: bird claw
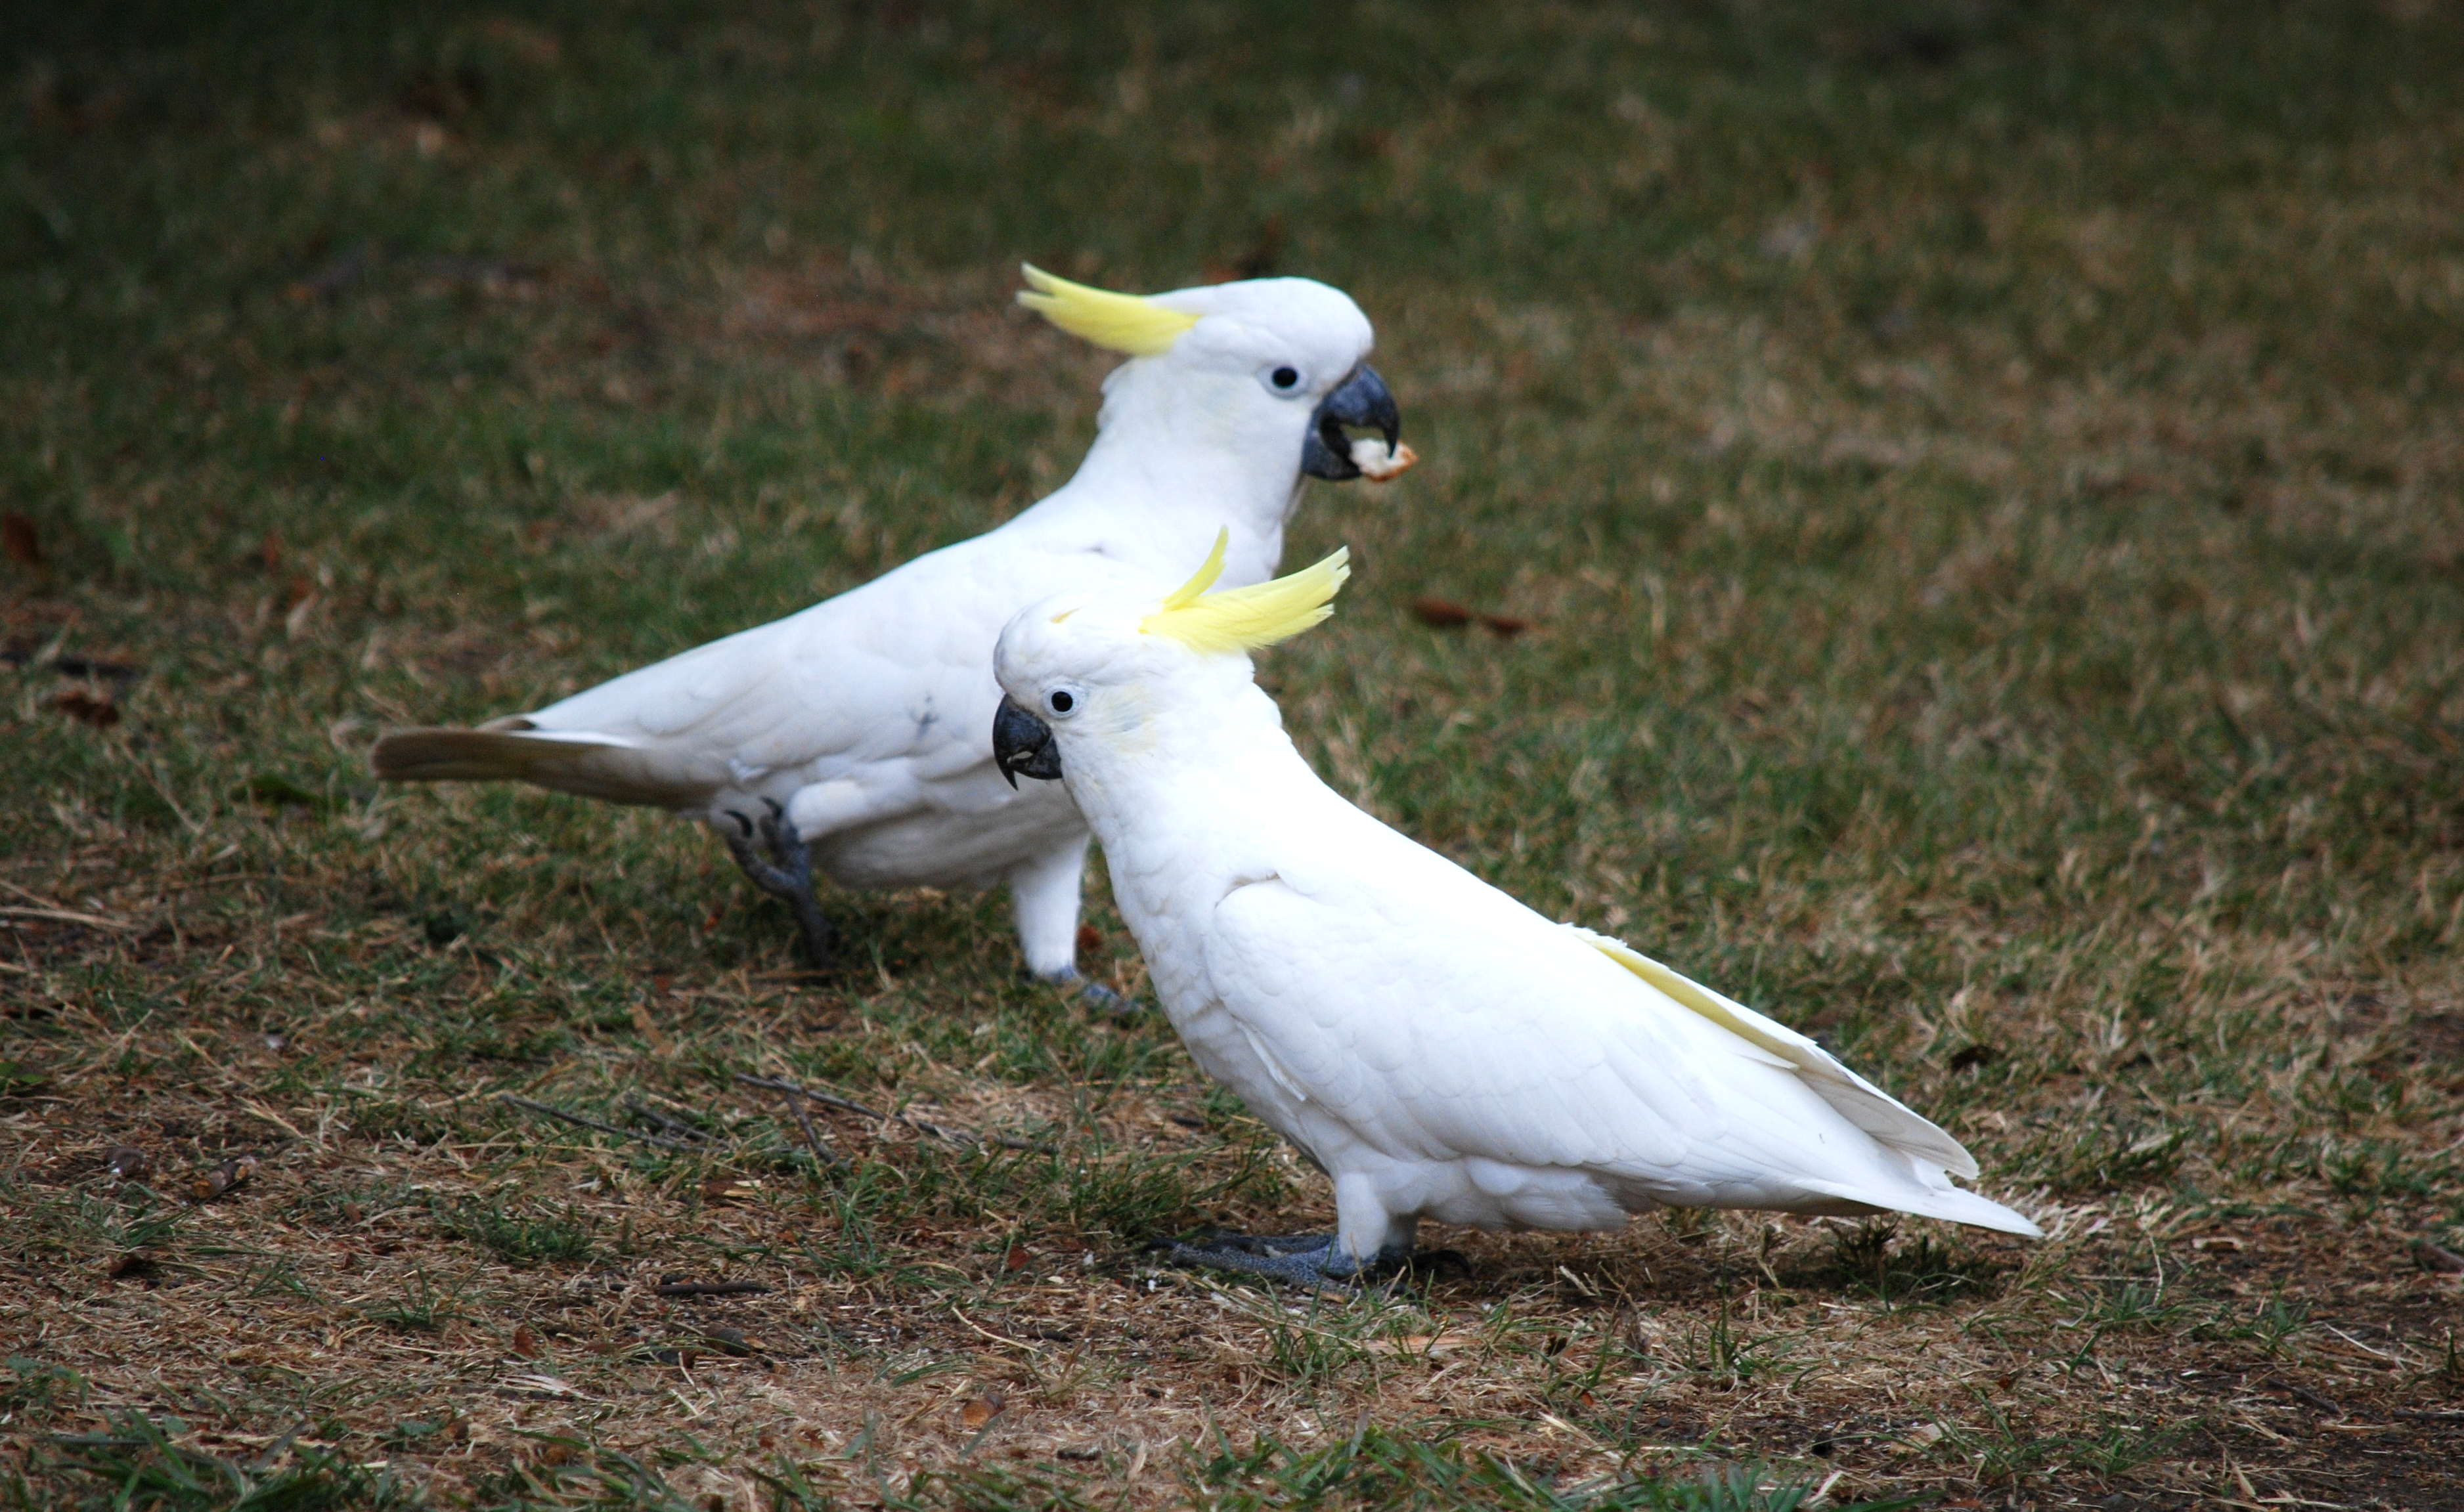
[[1075, 980, 1143, 1016], [719, 808, 835, 970], [1158, 1230, 1411, 1289], [1033, 970, 1143, 1017]]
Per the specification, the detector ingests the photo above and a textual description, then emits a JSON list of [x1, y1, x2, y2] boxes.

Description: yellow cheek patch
[[1017, 264, 1199, 356], [1142, 527, 1351, 655]]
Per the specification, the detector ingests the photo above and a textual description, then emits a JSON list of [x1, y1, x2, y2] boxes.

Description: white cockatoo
[[989, 538, 2040, 1284], [370, 268, 1412, 987]]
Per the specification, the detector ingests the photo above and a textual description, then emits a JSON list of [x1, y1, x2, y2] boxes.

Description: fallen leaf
[[190, 1154, 256, 1201], [1409, 597, 1474, 628], [960, 1390, 1007, 1429], [702, 1326, 759, 1357], [701, 1173, 760, 1204], [2, 513, 39, 569], [105, 1145, 148, 1179], [50, 689, 119, 728], [1004, 1244, 1031, 1272], [512, 1324, 541, 1358]]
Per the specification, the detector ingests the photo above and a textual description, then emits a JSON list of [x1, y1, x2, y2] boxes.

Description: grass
[[5, 0, 2463, 1506]]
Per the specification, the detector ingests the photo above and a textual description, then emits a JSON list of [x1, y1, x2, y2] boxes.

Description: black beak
[[993, 696, 1063, 787], [1300, 363, 1402, 481]]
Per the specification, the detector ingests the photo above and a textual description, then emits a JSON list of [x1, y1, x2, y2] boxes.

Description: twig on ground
[[767, 1083, 849, 1171], [499, 1093, 704, 1151], [622, 1099, 721, 1145], [2263, 1375, 2341, 1414], [732, 1072, 1051, 1154], [2410, 1236, 2464, 1274], [0, 904, 139, 932], [655, 1280, 774, 1298]]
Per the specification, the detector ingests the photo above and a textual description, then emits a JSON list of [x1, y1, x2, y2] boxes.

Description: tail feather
[[1796, 1176, 2044, 1238], [1577, 927, 1981, 1179], [369, 726, 627, 783], [367, 725, 715, 810]]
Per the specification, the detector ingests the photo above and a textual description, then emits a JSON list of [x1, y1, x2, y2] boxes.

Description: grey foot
[[1161, 1230, 1405, 1289], [721, 803, 835, 970], [1077, 980, 1135, 1015], [1033, 970, 1141, 1017]]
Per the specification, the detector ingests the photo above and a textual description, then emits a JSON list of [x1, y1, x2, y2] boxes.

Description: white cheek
[[1103, 685, 1160, 758]]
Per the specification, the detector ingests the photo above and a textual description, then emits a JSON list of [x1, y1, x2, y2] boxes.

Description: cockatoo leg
[[1161, 1230, 1411, 1288], [1009, 833, 1133, 1011], [718, 803, 836, 968]]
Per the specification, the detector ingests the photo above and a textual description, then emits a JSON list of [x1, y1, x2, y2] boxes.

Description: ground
[[4, 2, 2463, 1508]]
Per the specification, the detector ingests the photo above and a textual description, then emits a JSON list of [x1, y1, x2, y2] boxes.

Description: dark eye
[[1271, 366, 1299, 389], [1048, 690, 1074, 714]]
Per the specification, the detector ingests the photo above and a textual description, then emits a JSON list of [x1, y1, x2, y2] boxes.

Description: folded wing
[[1201, 860, 2036, 1236]]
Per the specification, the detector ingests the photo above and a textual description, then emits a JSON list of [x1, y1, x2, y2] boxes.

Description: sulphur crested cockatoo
[[989, 538, 2040, 1282], [370, 268, 1411, 985]]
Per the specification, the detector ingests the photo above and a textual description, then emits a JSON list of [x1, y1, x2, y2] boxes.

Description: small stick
[[621, 1099, 720, 1144], [732, 1073, 1051, 1154], [655, 1281, 773, 1298], [769, 1085, 848, 1171], [0, 905, 138, 932], [499, 1094, 699, 1150]]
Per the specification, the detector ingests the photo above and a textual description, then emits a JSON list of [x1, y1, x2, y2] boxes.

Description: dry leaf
[[51, 689, 119, 728], [1003, 1244, 1031, 1272], [190, 1154, 255, 1201], [1409, 597, 1474, 628], [2, 513, 39, 569], [959, 1390, 1007, 1429], [512, 1324, 542, 1358], [701, 1173, 759, 1204]]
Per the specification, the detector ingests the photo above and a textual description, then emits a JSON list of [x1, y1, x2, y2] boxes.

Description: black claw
[[719, 813, 835, 970]]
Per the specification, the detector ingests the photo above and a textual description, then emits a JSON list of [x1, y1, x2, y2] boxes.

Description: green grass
[[5, 0, 2464, 1507]]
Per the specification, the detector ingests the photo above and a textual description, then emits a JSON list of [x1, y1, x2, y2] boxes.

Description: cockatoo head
[[991, 528, 1349, 788], [1018, 266, 1408, 483]]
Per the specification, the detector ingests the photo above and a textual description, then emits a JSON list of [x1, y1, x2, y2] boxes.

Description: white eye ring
[[1261, 364, 1305, 396], [1045, 687, 1082, 718]]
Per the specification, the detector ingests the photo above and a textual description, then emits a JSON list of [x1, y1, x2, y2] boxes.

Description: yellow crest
[[1142, 528, 1351, 655], [1017, 264, 1199, 356]]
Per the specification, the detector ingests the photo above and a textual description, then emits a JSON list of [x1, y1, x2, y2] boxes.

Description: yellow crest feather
[[1017, 264, 1199, 356], [1143, 532, 1351, 655]]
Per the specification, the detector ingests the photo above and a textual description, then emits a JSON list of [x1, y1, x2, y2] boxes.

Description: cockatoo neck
[[1057, 656, 1304, 874], [1044, 360, 1308, 583]]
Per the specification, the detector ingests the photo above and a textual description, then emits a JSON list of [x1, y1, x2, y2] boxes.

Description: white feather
[[992, 589, 2043, 1254], [371, 277, 1385, 978]]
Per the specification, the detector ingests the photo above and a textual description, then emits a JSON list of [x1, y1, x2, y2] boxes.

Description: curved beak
[[1300, 363, 1402, 481], [992, 696, 1063, 787]]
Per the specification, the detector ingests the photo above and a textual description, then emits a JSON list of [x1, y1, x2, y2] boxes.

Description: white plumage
[[372, 270, 1407, 981], [989, 551, 2039, 1280]]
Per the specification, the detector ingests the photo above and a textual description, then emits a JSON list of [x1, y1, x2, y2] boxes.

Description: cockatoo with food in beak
[[990, 535, 2040, 1284], [370, 268, 1413, 989]]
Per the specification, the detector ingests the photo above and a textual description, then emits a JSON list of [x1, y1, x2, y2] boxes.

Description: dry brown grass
[[7, 3, 2464, 1509]]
